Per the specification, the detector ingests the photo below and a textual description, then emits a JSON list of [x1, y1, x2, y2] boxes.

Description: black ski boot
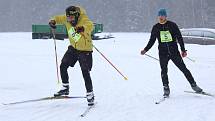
[[86, 91, 94, 106], [191, 83, 203, 93], [163, 85, 170, 98], [54, 85, 69, 97]]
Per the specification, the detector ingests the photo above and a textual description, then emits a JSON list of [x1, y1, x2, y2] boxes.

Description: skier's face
[[67, 14, 79, 26], [67, 15, 75, 22], [158, 16, 167, 24]]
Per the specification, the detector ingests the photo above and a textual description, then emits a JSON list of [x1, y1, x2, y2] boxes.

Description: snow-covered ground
[[0, 32, 215, 121]]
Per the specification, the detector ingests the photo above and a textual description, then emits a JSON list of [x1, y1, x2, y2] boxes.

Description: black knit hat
[[65, 6, 80, 17]]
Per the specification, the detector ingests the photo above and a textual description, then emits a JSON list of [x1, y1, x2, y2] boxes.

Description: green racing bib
[[68, 27, 81, 42], [160, 31, 173, 43]]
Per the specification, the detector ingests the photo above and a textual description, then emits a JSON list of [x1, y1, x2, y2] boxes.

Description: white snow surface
[[0, 32, 215, 121]]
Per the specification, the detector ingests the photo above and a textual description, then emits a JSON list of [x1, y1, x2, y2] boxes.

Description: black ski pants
[[60, 45, 93, 93], [159, 53, 196, 86]]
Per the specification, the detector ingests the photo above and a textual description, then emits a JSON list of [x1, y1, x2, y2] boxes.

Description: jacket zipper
[[75, 42, 77, 49]]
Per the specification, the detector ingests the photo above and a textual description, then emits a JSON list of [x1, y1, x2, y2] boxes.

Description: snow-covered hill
[[0, 32, 215, 121]]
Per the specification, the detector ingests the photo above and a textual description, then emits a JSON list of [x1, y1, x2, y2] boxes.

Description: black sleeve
[[144, 25, 157, 51], [174, 22, 186, 52]]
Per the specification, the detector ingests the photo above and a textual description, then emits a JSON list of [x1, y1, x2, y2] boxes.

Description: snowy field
[[0, 32, 215, 121]]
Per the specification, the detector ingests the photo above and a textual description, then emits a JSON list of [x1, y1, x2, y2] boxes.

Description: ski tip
[[184, 90, 215, 97], [2, 102, 14, 105], [155, 102, 159, 104]]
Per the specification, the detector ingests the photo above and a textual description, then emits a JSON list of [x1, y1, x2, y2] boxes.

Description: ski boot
[[191, 83, 203, 93], [86, 91, 94, 106], [54, 85, 69, 97], [163, 85, 170, 98]]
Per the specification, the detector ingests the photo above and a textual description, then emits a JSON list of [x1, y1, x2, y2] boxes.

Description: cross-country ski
[[80, 102, 97, 117], [2, 96, 86, 105], [184, 91, 215, 97], [155, 97, 168, 104]]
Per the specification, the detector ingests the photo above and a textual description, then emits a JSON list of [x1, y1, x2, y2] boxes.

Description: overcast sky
[[0, 0, 214, 32]]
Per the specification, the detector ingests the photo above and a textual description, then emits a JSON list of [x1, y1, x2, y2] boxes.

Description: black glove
[[49, 20, 56, 29], [75, 26, 84, 33]]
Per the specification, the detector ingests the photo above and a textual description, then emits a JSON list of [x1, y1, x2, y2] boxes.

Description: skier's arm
[[78, 15, 93, 39], [81, 17, 93, 36], [144, 26, 157, 52], [174, 23, 186, 52]]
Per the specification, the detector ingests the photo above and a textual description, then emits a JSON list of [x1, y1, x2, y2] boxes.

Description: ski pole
[[50, 28, 60, 84], [145, 53, 195, 63], [93, 45, 128, 80], [145, 54, 159, 61], [186, 57, 195, 62]]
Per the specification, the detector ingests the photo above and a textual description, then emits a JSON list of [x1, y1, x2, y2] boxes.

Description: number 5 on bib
[[160, 31, 173, 43]]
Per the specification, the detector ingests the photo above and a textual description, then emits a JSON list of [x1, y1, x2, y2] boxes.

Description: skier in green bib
[[141, 9, 203, 97], [49, 6, 94, 106]]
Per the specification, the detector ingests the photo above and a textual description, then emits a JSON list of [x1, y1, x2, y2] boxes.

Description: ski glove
[[75, 26, 84, 33], [140, 49, 147, 55], [181, 50, 187, 57], [49, 20, 56, 29]]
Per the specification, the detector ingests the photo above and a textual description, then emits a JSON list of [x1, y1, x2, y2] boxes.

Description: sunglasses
[[66, 11, 79, 16]]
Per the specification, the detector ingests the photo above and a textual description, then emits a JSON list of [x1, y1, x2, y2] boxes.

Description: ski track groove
[[29, 102, 62, 121], [29, 101, 86, 121], [28, 100, 79, 121]]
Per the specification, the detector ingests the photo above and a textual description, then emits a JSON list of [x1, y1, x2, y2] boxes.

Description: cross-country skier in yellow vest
[[49, 6, 94, 106]]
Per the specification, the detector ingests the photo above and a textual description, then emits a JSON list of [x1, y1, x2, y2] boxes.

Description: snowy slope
[[0, 32, 215, 121]]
